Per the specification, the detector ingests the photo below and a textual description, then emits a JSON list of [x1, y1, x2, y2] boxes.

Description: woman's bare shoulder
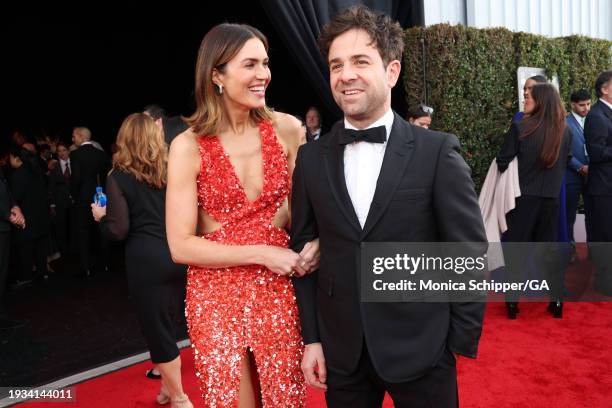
[[271, 112, 303, 148], [170, 128, 200, 155]]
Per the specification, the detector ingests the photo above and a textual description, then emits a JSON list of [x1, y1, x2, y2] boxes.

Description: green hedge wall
[[403, 24, 612, 190]]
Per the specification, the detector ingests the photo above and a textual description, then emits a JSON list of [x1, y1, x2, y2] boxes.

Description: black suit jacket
[[585, 100, 612, 195], [9, 166, 50, 239], [290, 112, 487, 382], [164, 116, 188, 144], [0, 168, 14, 232], [70, 144, 111, 206], [49, 163, 72, 210]]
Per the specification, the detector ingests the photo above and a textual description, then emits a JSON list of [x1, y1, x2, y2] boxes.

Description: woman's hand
[[91, 203, 106, 222], [299, 238, 320, 274], [261, 246, 308, 277]]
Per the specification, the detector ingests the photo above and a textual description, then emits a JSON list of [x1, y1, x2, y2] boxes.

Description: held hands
[[90, 203, 106, 222], [261, 238, 320, 278], [299, 238, 320, 274], [261, 246, 308, 277], [301, 342, 327, 390]]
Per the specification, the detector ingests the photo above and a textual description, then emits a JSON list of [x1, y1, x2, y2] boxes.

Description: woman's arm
[[97, 171, 129, 241], [275, 113, 320, 272], [165, 130, 307, 276], [496, 122, 520, 173]]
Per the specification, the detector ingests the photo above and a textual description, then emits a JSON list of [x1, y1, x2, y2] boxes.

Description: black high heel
[[547, 300, 563, 319]]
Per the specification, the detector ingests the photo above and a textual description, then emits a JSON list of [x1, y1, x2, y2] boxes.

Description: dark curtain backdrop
[[260, 0, 424, 121]]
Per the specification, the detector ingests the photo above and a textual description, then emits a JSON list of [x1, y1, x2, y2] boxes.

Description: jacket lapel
[[361, 113, 415, 239], [568, 114, 583, 137], [323, 124, 362, 234]]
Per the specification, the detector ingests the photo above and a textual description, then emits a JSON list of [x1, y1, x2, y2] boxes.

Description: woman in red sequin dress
[[166, 23, 319, 407]]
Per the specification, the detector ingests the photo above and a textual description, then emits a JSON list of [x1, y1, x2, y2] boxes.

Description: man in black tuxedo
[[290, 6, 486, 407], [584, 70, 612, 294], [70, 127, 111, 277]]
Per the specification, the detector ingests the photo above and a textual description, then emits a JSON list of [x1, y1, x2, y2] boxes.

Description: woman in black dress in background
[[91, 113, 191, 407], [497, 83, 572, 319]]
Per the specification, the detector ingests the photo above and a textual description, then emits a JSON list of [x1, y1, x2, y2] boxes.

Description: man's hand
[[301, 342, 327, 390], [579, 165, 588, 176], [299, 238, 320, 274], [9, 206, 25, 228]]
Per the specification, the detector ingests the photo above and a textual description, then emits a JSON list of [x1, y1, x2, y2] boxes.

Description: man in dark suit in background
[[290, 6, 486, 407], [49, 142, 74, 256], [585, 70, 612, 294], [143, 104, 188, 144], [565, 89, 592, 255], [305, 106, 325, 142], [70, 127, 111, 277]]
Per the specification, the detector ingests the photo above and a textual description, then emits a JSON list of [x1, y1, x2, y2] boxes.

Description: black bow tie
[[338, 125, 387, 145]]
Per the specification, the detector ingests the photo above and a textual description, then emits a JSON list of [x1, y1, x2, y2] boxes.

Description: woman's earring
[[217, 84, 223, 95]]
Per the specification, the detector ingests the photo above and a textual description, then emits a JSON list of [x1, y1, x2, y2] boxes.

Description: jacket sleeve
[[0, 176, 13, 221], [496, 123, 519, 173], [99, 172, 129, 241], [289, 146, 320, 344], [585, 111, 612, 164], [433, 134, 487, 358]]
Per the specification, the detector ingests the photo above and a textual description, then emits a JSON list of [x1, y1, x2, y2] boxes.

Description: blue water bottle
[[93, 186, 107, 207]]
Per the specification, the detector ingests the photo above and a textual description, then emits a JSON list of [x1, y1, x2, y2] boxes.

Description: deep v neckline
[[213, 123, 266, 205]]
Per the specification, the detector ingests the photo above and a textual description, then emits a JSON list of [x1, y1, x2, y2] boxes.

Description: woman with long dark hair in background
[[91, 113, 190, 407], [497, 83, 572, 319]]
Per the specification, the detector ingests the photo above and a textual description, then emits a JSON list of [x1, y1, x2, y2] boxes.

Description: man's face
[[409, 116, 432, 129], [571, 99, 591, 117], [305, 109, 320, 132], [57, 145, 69, 161], [601, 79, 612, 104], [328, 29, 400, 125], [72, 130, 81, 146]]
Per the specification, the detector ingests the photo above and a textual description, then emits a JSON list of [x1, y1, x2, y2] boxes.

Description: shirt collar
[[344, 109, 394, 140], [80, 141, 93, 146], [601, 98, 612, 111], [571, 111, 585, 128]]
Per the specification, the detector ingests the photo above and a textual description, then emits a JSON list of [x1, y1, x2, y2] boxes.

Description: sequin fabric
[[186, 121, 305, 407]]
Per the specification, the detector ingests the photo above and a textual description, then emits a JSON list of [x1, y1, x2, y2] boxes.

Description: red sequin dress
[[186, 120, 305, 407]]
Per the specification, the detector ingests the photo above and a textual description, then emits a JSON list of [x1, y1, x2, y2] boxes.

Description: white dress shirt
[[344, 109, 394, 228], [60, 159, 71, 174], [572, 111, 585, 129]]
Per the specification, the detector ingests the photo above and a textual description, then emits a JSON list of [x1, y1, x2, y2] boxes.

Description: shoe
[[171, 394, 192, 408], [146, 368, 162, 379], [547, 300, 563, 318], [506, 302, 518, 319]]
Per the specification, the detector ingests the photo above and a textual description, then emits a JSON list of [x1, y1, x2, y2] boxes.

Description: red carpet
[[22, 300, 612, 407]]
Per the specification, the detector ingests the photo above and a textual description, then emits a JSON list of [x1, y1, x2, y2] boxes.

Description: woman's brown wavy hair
[[184, 23, 273, 135], [113, 113, 167, 188], [520, 83, 567, 168]]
